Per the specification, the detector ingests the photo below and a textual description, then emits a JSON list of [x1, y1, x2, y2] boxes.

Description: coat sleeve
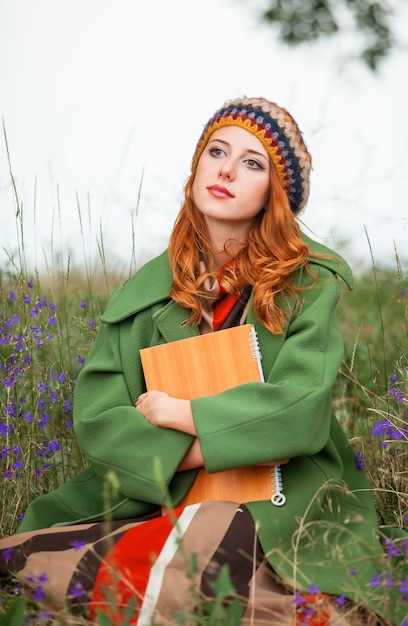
[[72, 312, 196, 505], [191, 266, 346, 472]]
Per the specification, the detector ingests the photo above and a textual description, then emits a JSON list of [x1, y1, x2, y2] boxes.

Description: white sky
[[0, 0, 407, 274]]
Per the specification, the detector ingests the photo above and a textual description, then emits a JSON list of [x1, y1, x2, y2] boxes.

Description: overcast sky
[[1, 0, 407, 274]]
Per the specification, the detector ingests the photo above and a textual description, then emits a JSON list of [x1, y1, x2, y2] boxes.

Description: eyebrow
[[208, 138, 269, 161]]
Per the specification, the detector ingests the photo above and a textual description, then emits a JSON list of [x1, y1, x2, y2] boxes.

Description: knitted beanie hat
[[191, 96, 312, 214]]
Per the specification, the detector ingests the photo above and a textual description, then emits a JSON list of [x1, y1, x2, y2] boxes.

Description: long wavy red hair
[[168, 162, 315, 334]]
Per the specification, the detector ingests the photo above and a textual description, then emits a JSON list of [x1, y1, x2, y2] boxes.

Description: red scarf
[[199, 260, 251, 333]]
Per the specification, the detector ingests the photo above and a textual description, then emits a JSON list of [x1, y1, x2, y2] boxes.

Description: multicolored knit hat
[[191, 97, 312, 214]]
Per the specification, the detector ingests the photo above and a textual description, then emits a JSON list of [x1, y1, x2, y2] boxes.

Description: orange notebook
[[140, 324, 264, 398], [140, 324, 287, 507]]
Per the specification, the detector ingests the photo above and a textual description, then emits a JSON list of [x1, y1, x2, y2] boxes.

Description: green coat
[[18, 234, 406, 624]]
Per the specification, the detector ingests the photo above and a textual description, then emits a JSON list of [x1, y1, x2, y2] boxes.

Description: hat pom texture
[[191, 97, 312, 214]]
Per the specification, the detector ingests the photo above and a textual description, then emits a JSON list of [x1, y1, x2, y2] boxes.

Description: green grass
[[335, 253, 408, 530]]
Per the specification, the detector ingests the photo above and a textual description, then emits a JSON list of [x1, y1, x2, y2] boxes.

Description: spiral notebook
[[140, 324, 287, 507], [140, 324, 264, 398]]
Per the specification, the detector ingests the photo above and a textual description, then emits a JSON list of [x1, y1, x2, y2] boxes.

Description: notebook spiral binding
[[248, 326, 265, 382], [248, 327, 262, 362], [270, 465, 286, 506]]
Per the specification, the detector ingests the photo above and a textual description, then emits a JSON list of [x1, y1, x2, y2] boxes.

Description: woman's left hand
[[136, 391, 197, 436]]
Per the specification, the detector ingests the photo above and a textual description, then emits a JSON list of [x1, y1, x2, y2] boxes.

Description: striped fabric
[[0, 502, 367, 625]]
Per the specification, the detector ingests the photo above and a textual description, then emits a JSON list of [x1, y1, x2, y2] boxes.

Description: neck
[[206, 219, 250, 270]]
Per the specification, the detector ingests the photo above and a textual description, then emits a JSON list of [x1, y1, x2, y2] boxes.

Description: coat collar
[[101, 250, 172, 324], [101, 235, 353, 326], [302, 232, 353, 290]]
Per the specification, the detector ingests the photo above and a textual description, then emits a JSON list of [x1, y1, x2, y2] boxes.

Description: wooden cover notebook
[[140, 324, 287, 507]]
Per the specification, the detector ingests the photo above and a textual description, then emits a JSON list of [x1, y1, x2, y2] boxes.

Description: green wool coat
[[18, 234, 406, 624]]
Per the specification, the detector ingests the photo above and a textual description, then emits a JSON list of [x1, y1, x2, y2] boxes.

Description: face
[[192, 125, 271, 238]]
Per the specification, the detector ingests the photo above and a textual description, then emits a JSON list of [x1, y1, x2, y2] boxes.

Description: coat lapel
[[152, 299, 200, 343]]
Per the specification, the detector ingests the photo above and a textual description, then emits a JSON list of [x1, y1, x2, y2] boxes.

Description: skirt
[[0, 501, 380, 625]]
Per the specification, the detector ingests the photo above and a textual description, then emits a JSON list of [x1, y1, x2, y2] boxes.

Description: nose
[[218, 159, 236, 181]]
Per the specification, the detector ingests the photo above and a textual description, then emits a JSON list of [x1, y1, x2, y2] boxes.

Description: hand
[[136, 391, 197, 435]]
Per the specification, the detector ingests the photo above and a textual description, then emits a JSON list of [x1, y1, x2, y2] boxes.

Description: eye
[[209, 146, 226, 158], [244, 158, 264, 170]]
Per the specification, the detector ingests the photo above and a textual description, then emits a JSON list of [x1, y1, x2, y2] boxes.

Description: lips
[[207, 184, 234, 199]]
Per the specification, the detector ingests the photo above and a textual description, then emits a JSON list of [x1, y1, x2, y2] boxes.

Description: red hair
[[168, 163, 315, 334]]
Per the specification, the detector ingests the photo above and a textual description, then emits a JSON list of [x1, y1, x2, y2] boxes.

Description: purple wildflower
[[355, 451, 365, 470], [47, 438, 61, 453], [398, 578, 408, 599], [303, 607, 316, 620], [5, 403, 17, 416], [371, 418, 392, 438], [37, 572, 49, 584], [293, 590, 305, 606], [383, 538, 401, 558], [24, 411, 34, 424], [369, 573, 381, 588], [0, 420, 13, 436], [6, 314, 20, 327], [32, 585, 46, 601], [69, 582, 85, 597], [335, 594, 347, 605], [49, 390, 58, 402], [80, 298, 89, 309], [307, 582, 320, 594], [70, 539, 86, 551], [38, 413, 50, 428], [2, 547, 12, 562]]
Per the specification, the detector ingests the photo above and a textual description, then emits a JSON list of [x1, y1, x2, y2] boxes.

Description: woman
[[1, 97, 405, 625]]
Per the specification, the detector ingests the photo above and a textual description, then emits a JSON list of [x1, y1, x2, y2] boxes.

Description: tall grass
[[0, 150, 407, 622], [335, 245, 408, 530]]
